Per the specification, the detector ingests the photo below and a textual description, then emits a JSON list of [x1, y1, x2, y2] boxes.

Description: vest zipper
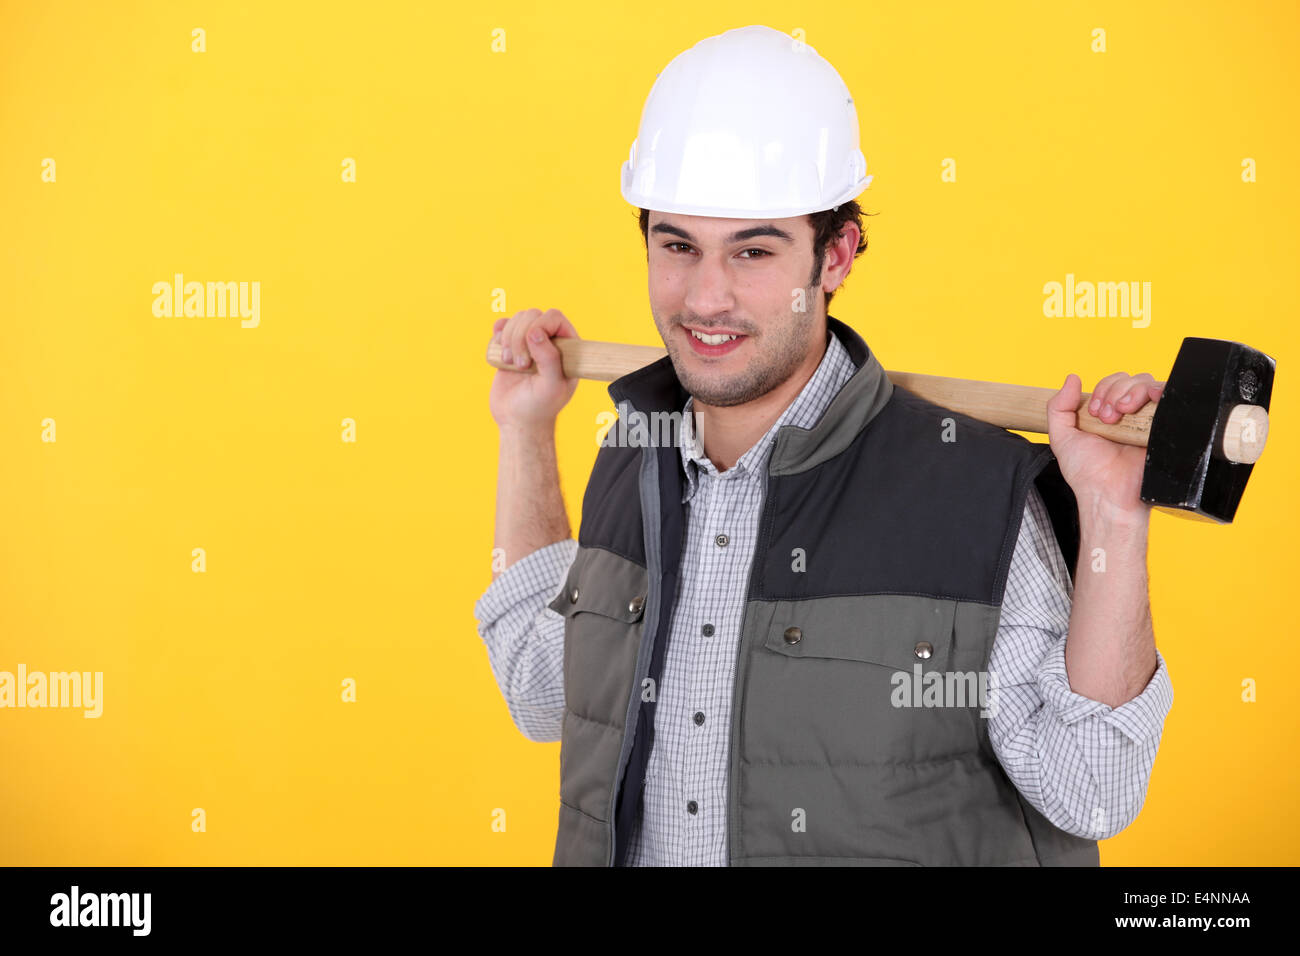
[[725, 439, 776, 866], [607, 422, 665, 866]]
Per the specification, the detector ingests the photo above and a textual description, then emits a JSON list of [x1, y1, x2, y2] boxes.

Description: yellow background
[[1, 0, 1296, 865]]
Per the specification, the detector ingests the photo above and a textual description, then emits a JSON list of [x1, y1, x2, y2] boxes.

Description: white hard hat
[[620, 25, 872, 219]]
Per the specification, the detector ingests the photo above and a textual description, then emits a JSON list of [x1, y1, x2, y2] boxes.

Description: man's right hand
[[489, 308, 580, 429]]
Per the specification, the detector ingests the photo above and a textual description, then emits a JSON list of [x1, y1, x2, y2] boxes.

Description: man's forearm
[[1063, 496, 1158, 707], [493, 423, 572, 581]]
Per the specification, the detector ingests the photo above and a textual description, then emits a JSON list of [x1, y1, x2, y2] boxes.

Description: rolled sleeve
[[988, 486, 1174, 840], [474, 538, 578, 633], [1037, 639, 1174, 745], [473, 538, 577, 743]]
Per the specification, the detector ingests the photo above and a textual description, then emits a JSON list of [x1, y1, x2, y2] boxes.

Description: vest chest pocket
[[762, 595, 957, 674], [751, 595, 977, 761], [548, 552, 649, 726]]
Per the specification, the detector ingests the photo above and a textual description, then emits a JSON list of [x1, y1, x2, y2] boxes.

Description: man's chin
[[682, 379, 759, 409], [666, 343, 768, 407]]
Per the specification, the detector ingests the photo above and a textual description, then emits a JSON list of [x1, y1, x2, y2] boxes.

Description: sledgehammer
[[485, 335, 1275, 524]]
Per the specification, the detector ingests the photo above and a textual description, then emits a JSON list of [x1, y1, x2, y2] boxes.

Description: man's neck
[[694, 326, 831, 473]]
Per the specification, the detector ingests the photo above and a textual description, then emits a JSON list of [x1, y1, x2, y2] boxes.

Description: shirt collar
[[679, 328, 855, 504]]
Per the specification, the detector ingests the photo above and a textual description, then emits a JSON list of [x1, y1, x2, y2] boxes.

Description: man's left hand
[[1046, 372, 1165, 517]]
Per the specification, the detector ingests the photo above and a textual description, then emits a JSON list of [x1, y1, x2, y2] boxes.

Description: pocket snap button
[[784, 626, 802, 645], [914, 641, 933, 660]]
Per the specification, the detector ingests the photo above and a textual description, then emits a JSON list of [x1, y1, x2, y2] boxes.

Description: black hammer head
[[1142, 337, 1276, 524]]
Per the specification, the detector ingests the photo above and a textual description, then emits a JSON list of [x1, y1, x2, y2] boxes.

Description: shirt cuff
[[1036, 637, 1174, 745], [473, 538, 578, 633]]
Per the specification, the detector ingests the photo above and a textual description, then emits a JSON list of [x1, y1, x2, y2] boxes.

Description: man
[[476, 24, 1172, 866]]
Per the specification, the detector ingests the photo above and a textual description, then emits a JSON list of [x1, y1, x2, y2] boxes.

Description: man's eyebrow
[[649, 222, 796, 244]]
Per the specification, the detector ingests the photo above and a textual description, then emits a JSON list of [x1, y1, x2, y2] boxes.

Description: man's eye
[[661, 243, 768, 258]]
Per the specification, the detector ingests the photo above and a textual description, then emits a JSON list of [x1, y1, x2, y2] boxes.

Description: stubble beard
[[658, 296, 820, 409]]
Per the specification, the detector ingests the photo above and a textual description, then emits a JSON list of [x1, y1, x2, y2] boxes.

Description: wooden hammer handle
[[486, 336, 1267, 462]]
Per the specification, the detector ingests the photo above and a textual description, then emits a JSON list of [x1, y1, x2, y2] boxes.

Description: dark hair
[[638, 202, 871, 311]]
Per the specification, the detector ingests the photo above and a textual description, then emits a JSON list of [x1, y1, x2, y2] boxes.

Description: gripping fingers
[[1088, 372, 1158, 423], [497, 308, 573, 372], [525, 325, 563, 377], [1113, 374, 1160, 413], [501, 308, 541, 368]]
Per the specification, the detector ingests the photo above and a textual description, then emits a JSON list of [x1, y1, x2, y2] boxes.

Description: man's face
[[646, 211, 823, 408]]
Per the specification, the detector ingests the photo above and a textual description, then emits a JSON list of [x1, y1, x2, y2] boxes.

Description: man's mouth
[[682, 324, 748, 356], [688, 328, 742, 345]]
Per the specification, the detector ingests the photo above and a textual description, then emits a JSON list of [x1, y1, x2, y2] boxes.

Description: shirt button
[[687, 800, 698, 815], [715, 533, 729, 548], [701, 623, 714, 637], [693, 711, 705, 726]]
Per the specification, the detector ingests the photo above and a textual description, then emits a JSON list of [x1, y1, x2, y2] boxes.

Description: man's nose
[[683, 255, 736, 318]]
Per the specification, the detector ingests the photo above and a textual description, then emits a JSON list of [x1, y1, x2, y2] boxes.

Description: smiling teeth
[[690, 329, 740, 345]]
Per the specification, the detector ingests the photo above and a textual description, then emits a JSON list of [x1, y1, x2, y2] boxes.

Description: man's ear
[[824, 223, 861, 292]]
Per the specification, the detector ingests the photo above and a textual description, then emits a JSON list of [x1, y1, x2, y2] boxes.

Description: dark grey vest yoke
[[547, 315, 1099, 866]]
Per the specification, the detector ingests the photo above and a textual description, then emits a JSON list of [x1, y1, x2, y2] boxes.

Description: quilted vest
[[547, 315, 1099, 867]]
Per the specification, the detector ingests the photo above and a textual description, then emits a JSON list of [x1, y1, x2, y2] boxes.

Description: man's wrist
[[1078, 493, 1150, 538], [499, 419, 558, 443]]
